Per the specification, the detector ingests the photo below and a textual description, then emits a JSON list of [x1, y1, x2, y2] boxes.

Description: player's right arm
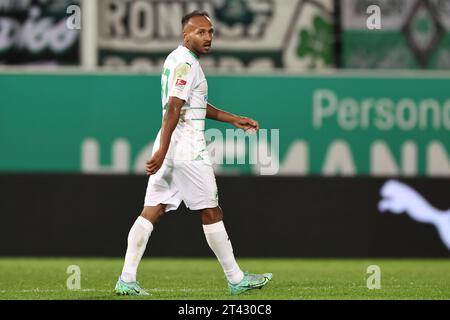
[[146, 96, 184, 176], [146, 60, 196, 176]]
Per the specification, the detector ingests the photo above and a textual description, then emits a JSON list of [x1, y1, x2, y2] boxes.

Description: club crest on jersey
[[175, 79, 187, 88], [175, 63, 191, 78]]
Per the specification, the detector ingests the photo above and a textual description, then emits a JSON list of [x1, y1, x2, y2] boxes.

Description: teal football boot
[[228, 272, 273, 295], [114, 277, 150, 296]]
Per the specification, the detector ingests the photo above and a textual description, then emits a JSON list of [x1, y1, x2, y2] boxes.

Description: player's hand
[[146, 149, 166, 176], [232, 116, 260, 133]]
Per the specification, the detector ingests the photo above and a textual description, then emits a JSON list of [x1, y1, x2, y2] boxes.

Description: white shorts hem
[[187, 201, 219, 211]]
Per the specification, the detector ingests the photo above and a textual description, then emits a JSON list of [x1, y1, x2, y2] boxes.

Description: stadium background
[[1, 0, 450, 261]]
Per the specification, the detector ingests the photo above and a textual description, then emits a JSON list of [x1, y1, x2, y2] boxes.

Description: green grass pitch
[[1, 258, 449, 300]]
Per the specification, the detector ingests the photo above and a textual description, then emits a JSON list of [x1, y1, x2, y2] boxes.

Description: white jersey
[[145, 45, 219, 212], [153, 45, 209, 162]]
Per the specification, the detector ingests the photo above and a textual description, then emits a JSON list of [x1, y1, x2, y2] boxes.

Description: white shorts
[[144, 159, 219, 212]]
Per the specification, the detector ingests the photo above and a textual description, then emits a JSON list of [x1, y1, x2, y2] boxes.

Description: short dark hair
[[182, 10, 210, 28]]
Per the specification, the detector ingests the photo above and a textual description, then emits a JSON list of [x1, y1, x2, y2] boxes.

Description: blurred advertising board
[[0, 73, 449, 176], [0, 0, 80, 65], [96, 0, 334, 71], [1, 174, 449, 257], [342, 0, 450, 69]]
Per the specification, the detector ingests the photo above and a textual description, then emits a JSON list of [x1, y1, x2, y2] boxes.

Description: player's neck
[[183, 43, 200, 59]]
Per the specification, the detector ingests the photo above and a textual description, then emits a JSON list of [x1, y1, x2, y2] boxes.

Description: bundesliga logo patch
[[175, 79, 187, 87]]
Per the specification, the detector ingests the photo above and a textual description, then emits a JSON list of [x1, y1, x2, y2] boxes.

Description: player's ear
[[182, 29, 189, 44]]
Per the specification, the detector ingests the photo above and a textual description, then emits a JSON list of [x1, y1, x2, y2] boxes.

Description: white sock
[[120, 216, 153, 283], [203, 221, 244, 284]]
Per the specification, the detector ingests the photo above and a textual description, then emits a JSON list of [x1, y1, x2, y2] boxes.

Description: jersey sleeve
[[169, 62, 197, 102]]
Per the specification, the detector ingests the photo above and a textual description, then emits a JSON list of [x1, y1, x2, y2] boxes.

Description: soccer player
[[114, 10, 272, 296]]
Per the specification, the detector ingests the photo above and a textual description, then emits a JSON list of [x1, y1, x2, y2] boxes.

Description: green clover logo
[[297, 15, 333, 68]]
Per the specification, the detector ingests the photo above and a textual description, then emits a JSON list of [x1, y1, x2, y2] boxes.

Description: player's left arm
[[206, 103, 259, 131]]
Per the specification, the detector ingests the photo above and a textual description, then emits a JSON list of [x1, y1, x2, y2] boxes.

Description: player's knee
[[201, 207, 223, 224], [140, 205, 166, 225]]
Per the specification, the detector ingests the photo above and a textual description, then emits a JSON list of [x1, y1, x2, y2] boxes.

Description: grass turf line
[[0, 258, 449, 300]]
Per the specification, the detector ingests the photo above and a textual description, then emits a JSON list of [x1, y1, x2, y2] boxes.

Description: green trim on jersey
[[187, 49, 199, 61], [161, 68, 171, 102], [194, 154, 204, 161]]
